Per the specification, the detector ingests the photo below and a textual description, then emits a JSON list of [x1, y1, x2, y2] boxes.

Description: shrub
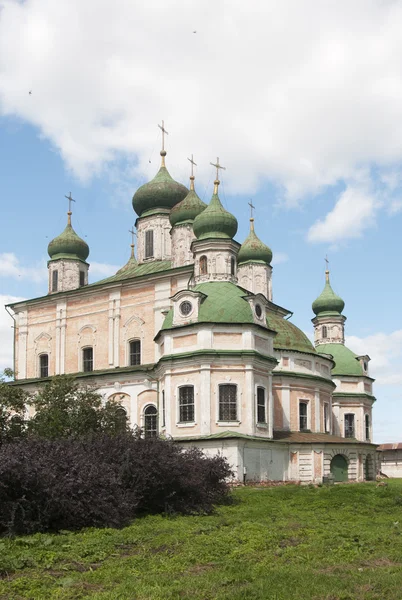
[[0, 434, 232, 536]]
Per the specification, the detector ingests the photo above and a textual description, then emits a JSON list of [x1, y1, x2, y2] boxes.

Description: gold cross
[[187, 154, 197, 177], [248, 199, 255, 218], [210, 157, 226, 180], [158, 120, 168, 153], [65, 192, 75, 213]]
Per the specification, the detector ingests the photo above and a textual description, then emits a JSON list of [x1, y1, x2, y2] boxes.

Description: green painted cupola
[[312, 270, 345, 316], [169, 173, 207, 227], [238, 218, 273, 265], [132, 151, 188, 218], [193, 178, 238, 240], [48, 213, 89, 262]]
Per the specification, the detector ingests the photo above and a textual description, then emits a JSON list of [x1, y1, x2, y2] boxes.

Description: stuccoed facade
[[7, 150, 377, 483]]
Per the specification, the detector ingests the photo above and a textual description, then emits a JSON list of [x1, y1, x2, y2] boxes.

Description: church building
[[6, 134, 377, 483]]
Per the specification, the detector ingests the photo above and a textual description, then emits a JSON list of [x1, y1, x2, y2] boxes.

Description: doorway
[[330, 454, 348, 482]]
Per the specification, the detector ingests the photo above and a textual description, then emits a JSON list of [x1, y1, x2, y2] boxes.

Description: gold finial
[[325, 255, 330, 282], [129, 226, 136, 259], [210, 157, 226, 194], [187, 154, 197, 191], [158, 120, 168, 166], [65, 192, 75, 225]]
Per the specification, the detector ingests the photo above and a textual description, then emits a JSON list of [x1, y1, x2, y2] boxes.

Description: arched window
[[115, 406, 128, 432], [145, 230, 154, 259], [39, 354, 49, 378], [256, 387, 266, 424], [144, 405, 157, 438], [365, 414, 370, 441], [179, 386, 195, 423], [219, 384, 237, 421], [322, 325, 328, 338], [52, 270, 58, 292], [299, 401, 308, 431], [129, 339, 141, 366], [200, 255, 208, 275], [82, 347, 93, 372], [161, 390, 166, 427], [344, 413, 355, 438], [230, 256, 236, 276]]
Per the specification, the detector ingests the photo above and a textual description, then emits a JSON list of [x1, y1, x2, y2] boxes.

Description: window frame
[[218, 384, 238, 423], [144, 404, 158, 438], [324, 402, 330, 433], [256, 386, 267, 424], [79, 270, 85, 287], [322, 325, 328, 338], [82, 346, 94, 372], [178, 385, 195, 424], [299, 400, 309, 432], [161, 390, 166, 427], [230, 256, 236, 276], [344, 413, 355, 438], [144, 230, 154, 259], [52, 269, 58, 292], [199, 255, 208, 275], [365, 413, 370, 441], [39, 353, 49, 378], [128, 339, 141, 366]]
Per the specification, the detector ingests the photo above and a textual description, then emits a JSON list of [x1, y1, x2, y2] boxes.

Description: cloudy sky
[[0, 0, 401, 442]]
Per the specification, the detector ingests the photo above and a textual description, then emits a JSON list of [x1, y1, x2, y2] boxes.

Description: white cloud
[[346, 330, 402, 386], [1, 0, 402, 212], [307, 184, 380, 243], [0, 253, 46, 283], [0, 295, 25, 371], [271, 252, 288, 266], [89, 262, 120, 279], [388, 199, 402, 215]]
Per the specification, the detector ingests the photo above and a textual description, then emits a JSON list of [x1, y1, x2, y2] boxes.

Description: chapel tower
[[237, 216, 273, 300]]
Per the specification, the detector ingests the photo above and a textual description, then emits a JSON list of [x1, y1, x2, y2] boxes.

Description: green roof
[[193, 187, 238, 240], [267, 311, 316, 354], [132, 160, 188, 217], [95, 260, 173, 285], [169, 187, 207, 227], [312, 272, 345, 316], [238, 220, 272, 265], [48, 222, 89, 262], [318, 343, 363, 376]]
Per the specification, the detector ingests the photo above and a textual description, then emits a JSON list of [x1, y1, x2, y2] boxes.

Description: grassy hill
[[1, 480, 402, 599]]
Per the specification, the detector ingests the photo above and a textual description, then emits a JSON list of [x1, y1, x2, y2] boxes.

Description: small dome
[[48, 221, 89, 262], [318, 343, 363, 376], [193, 183, 238, 240], [132, 158, 188, 217], [238, 219, 272, 265], [170, 186, 207, 227], [312, 272, 345, 316]]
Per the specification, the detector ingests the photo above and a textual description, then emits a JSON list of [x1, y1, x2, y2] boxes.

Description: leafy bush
[[0, 434, 232, 536]]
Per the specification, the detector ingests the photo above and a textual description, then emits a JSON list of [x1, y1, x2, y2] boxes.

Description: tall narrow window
[[82, 347, 93, 372], [257, 387, 266, 423], [322, 325, 328, 338], [39, 354, 49, 378], [200, 255, 208, 275], [299, 401, 308, 431], [230, 256, 236, 276], [365, 414, 370, 441], [145, 230, 154, 259], [52, 270, 58, 292], [129, 340, 141, 366], [79, 271, 85, 286], [179, 386, 195, 423], [344, 413, 355, 438], [219, 384, 237, 421], [324, 403, 330, 433], [161, 390, 166, 427], [144, 405, 157, 438]]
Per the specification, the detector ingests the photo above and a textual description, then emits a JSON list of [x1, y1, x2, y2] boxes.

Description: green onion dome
[[193, 181, 238, 240], [237, 218, 273, 265], [312, 271, 345, 316], [48, 215, 89, 262], [169, 177, 207, 227], [132, 152, 188, 217]]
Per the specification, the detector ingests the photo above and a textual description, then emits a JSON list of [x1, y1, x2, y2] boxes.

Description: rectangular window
[[179, 386, 195, 423], [257, 387, 266, 423], [324, 403, 330, 433], [39, 354, 49, 378], [82, 347, 93, 372], [365, 414, 370, 441], [162, 390, 166, 427], [52, 270, 58, 292], [299, 401, 308, 431], [79, 271, 85, 286], [145, 230, 154, 259], [129, 340, 141, 366], [219, 384, 237, 421], [344, 413, 355, 438]]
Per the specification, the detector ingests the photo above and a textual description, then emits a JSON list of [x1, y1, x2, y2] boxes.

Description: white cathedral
[[6, 140, 377, 483]]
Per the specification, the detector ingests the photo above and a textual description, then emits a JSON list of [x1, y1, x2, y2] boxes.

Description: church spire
[[158, 120, 168, 167]]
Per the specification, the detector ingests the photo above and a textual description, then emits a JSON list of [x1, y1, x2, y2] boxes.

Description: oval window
[[180, 301, 192, 316], [255, 304, 262, 318]]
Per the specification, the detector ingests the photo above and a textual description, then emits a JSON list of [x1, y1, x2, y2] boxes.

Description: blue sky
[[0, 0, 401, 442]]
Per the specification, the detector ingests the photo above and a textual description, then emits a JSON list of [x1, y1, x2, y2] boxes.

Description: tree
[[28, 375, 129, 439], [0, 369, 28, 444]]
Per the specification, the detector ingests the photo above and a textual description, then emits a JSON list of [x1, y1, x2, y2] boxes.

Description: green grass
[[1, 481, 402, 599]]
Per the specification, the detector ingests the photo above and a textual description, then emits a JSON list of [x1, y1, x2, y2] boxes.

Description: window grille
[[257, 387, 266, 423], [52, 270, 58, 292], [39, 354, 49, 378], [144, 405, 157, 438], [145, 230, 154, 259], [219, 384, 237, 421], [179, 386, 195, 422], [129, 340, 141, 366], [344, 413, 355, 438], [299, 401, 308, 431], [82, 347, 93, 372]]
